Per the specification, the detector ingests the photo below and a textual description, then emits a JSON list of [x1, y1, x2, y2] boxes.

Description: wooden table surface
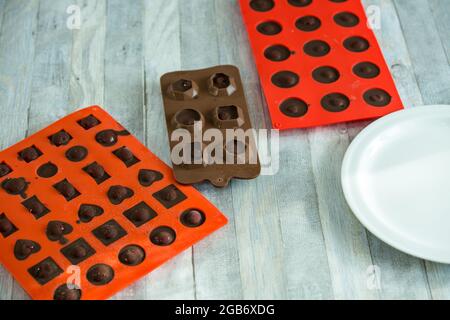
[[0, 0, 449, 300]]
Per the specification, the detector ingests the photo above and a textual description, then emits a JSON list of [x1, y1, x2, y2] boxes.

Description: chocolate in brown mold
[[123, 202, 157, 227], [295, 16, 321, 32], [92, 219, 127, 246], [334, 12, 360, 27], [95, 129, 130, 147], [150, 226, 176, 246], [107, 185, 134, 205], [0, 162, 12, 178], [78, 114, 101, 130], [83, 162, 110, 184], [288, 0, 312, 6], [14, 239, 41, 260], [87, 264, 114, 286], [167, 79, 199, 100], [49, 130, 72, 147], [119, 245, 145, 266], [113, 147, 140, 167], [256, 21, 282, 35], [37, 162, 58, 178], [22, 196, 50, 219], [344, 36, 370, 52], [28, 257, 63, 285], [153, 184, 187, 209], [138, 169, 163, 187], [160, 65, 260, 187], [250, 0, 274, 12], [2, 177, 29, 197], [303, 40, 330, 57], [353, 62, 380, 79], [321, 93, 350, 112], [53, 179, 80, 201], [78, 204, 104, 223], [364, 88, 391, 107], [279, 98, 308, 118], [61, 238, 96, 264], [19, 146, 42, 163], [180, 209, 205, 228], [46, 221, 73, 244], [65, 146, 88, 162], [312, 66, 340, 84], [0, 213, 17, 238], [53, 284, 82, 300]]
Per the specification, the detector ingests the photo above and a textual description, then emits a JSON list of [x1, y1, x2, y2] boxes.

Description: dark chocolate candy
[[19, 146, 42, 163], [46, 220, 73, 244], [53, 179, 80, 201], [61, 238, 96, 265], [49, 130, 72, 146], [92, 219, 127, 246], [303, 40, 330, 57], [321, 93, 350, 112], [0, 162, 12, 177], [95, 129, 132, 147], [28, 257, 63, 285], [87, 264, 114, 286], [150, 226, 176, 246], [1, 177, 28, 196], [180, 209, 206, 228], [153, 184, 187, 209], [0, 213, 17, 238], [53, 284, 82, 300], [334, 12, 360, 27], [288, 0, 312, 6], [353, 62, 380, 79], [249, 0, 274, 12], [364, 88, 392, 107], [21, 196, 50, 219], [312, 66, 340, 84], [264, 45, 291, 62], [113, 147, 140, 167], [279, 98, 308, 118], [271, 71, 300, 88], [123, 202, 157, 227], [14, 239, 41, 260], [138, 169, 163, 187], [78, 114, 100, 130], [83, 162, 110, 184], [344, 36, 370, 52], [65, 146, 88, 162], [37, 162, 58, 178], [256, 21, 282, 35], [119, 245, 145, 266], [107, 185, 134, 205], [78, 204, 104, 223], [295, 16, 321, 32]]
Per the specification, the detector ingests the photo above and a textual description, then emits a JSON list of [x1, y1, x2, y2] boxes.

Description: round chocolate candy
[[20, 147, 40, 162], [0, 218, 13, 234], [180, 209, 206, 228], [321, 93, 350, 112], [115, 147, 134, 162], [2, 178, 28, 195], [87, 264, 114, 285], [138, 169, 163, 187], [256, 21, 282, 35], [363, 89, 392, 107], [264, 45, 291, 62], [295, 16, 321, 32], [66, 146, 88, 162], [279, 98, 308, 118], [249, 0, 274, 12], [271, 71, 300, 88], [0, 163, 11, 177], [46, 221, 73, 242], [132, 207, 151, 223], [119, 245, 145, 266], [343, 36, 369, 52], [96, 130, 118, 147], [107, 185, 133, 205], [288, 0, 312, 6], [163, 188, 178, 202], [78, 115, 100, 130], [150, 226, 176, 246], [53, 284, 82, 300], [14, 239, 41, 260], [99, 225, 118, 240], [312, 66, 340, 84], [37, 162, 58, 178], [334, 12, 360, 27], [304, 40, 330, 57], [70, 246, 87, 259], [51, 131, 71, 146], [353, 62, 380, 79]]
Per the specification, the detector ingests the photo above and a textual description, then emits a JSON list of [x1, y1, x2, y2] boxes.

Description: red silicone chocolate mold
[[0, 106, 227, 300], [240, 0, 403, 130]]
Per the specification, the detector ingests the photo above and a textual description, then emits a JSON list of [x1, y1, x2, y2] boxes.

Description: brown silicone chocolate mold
[[160, 65, 261, 187]]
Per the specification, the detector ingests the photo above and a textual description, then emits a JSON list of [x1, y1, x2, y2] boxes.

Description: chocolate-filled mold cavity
[[364, 88, 392, 107], [321, 93, 350, 112], [53, 179, 80, 201], [107, 185, 134, 205], [353, 62, 380, 79], [295, 16, 321, 32], [160, 65, 261, 187], [87, 264, 114, 286], [208, 73, 237, 97], [138, 169, 163, 187], [180, 209, 206, 228], [61, 238, 95, 265], [153, 184, 187, 209], [0, 213, 18, 238], [78, 114, 101, 130], [113, 147, 140, 167], [150, 226, 176, 246], [46, 221, 73, 244], [65, 146, 88, 162], [344, 36, 370, 52], [334, 12, 360, 27], [312, 66, 340, 84], [167, 79, 199, 100], [0, 162, 12, 178], [2, 177, 29, 197], [257, 21, 282, 35], [92, 219, 127, 246], [119, 245, 145, 266], [95, 129, 130, 147], [78, 204, 104, 223], [28, 257, 63, 285], [83, 162, 110, 184], [280, 98, 308, 118], [53, 284, 82, 300], [14, 239, 41, 260], [271, 71, 300, 88], [250, 0, 274, 12], [288, 0, 312, 6], [264, 45, 292, 62], [303, 40, 330, 57], [123, 202, 157, 227], [22, 196, 50, 219], [49, 130, 72, 147], [37, 162, 58, 178], [18, 146, 42, 163]]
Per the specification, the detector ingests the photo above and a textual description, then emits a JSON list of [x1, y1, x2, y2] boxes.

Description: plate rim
[[341, 105, 450, 264]]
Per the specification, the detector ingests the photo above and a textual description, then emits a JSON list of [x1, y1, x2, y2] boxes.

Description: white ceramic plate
[[342, 105, 450, 263]]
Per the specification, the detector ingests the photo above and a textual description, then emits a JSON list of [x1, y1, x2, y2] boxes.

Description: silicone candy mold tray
[[0, 106, 228, 300], [160, 65, 261, 188], [239, 0, 404, 130]]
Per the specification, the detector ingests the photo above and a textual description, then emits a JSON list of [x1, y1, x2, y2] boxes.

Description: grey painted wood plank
[[0, 0, 39, 300], [142, 0, 195, 300]]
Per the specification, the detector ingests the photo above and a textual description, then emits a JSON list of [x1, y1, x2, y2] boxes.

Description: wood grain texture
[[0, 0, 449, 300]]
